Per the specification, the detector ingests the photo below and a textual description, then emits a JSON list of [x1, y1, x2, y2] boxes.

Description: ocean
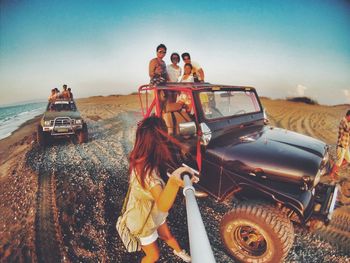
[[0, 102, 47, 140]]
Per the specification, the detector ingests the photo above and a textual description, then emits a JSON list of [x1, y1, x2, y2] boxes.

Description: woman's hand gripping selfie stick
[[181, 164, 216, 263]]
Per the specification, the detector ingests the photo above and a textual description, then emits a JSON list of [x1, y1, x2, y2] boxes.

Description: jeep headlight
[[44, 120, 51, 126], [75, 119, 82, 124], [200, 122, 212, 146], [263, 108, 269, 124]]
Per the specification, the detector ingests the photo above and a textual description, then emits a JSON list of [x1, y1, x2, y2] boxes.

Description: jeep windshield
[[47, 101, 77, 112], [199, 89, 262, 119]]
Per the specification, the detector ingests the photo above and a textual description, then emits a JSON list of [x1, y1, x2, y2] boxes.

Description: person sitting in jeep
[[48, 88, 58, 102], [176, 89, 193, 113], [68, 88, 73, 99]]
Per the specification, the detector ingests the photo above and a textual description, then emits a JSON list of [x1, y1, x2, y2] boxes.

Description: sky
[[0, 0, 350, 106]]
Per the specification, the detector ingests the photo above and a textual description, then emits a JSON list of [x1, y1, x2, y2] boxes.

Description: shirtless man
[[61, 84, 71, 99], [149, 44, 169, 85]]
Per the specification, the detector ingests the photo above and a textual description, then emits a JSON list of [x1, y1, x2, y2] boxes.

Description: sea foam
[[0, 102, 46, 140]]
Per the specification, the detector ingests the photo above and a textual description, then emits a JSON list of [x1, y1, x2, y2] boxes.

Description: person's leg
[[157, 222, 181, 252], [331, 147, 345, 180], [158, 222, 191, 262], [141, 241, 160, 263]]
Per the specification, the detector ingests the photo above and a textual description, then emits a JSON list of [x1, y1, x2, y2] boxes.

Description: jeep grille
[[54, 118, 72, 126]]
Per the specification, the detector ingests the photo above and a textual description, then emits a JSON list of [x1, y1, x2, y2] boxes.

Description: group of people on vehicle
[[148, 44, 212, 116], [149, 44, 205, 85], [48, 84, 73, 102]]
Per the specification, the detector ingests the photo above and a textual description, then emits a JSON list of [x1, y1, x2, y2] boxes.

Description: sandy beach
[[0, 94, 349, 262]]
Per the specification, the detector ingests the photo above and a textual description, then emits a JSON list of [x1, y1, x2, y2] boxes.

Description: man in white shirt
[[181, 52, 205, 82]]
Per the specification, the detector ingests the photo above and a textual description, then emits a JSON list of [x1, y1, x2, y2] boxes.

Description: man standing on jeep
[[330, 110, 350, 180], [181, 52, 205, 82], [149, 44, 169, 86], [61, 84, 71, 99]]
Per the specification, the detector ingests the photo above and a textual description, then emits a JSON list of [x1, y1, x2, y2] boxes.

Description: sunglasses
[[158, 50, 166, 54]]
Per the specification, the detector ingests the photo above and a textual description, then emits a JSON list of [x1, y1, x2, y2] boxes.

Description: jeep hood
[[43, 111, 82, 120], [205, 126, 326, 184]]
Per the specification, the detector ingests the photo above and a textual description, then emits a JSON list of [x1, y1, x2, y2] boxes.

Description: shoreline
[[0, 94, 141, 167], [0, 115, 41, 167]]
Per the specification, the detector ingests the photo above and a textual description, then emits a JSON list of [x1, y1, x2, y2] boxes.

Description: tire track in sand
[[35, 145, 68, 263], [313, 206, 350, 254], [45, 112, 139, 262]]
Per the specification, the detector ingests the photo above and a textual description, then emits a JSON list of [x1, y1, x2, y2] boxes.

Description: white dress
[[167, 64, 182, 82], [180, 75, 194, 83]]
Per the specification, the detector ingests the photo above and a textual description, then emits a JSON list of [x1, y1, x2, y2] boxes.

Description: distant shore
[[0, 115, 41, 167]]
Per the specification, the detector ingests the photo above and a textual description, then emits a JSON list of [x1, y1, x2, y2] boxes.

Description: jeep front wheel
[[220, 202, 294, 263], [37, 125, 47, 147], [77, 123, 88, 144]]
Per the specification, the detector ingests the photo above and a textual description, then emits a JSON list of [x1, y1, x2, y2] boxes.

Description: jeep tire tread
[[220, 201, 294, 263], [77, 123, 88, 144], [37, 125, 47, 147]]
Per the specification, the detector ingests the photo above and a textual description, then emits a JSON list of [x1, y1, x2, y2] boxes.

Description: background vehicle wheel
[[77, 123, 88, 144], [37, 125, 47, 147], [220, 201, 294, 263]]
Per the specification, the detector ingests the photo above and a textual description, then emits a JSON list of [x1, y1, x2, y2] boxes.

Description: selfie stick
[[181, 168, 216, 263]]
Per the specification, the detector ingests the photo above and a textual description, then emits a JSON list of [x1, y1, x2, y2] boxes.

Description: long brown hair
[[129, 116, 177, 188]]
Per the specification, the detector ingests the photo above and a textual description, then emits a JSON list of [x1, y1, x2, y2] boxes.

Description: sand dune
[[262, 98, 348, 145], [0, 94, 349, 262]]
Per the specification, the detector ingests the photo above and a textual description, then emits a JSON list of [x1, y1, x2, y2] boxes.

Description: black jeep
[[138, 83, 339, 263]]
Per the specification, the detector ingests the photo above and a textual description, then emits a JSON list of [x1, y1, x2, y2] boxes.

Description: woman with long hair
[[123, 116, 193, 262]]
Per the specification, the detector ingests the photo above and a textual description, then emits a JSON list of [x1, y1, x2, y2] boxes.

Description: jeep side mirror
[[179, 121, 197, 137], [263, 108, 270, 125]]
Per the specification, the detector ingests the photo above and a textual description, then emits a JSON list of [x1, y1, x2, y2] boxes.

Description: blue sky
[[0, 0, 349, 105]]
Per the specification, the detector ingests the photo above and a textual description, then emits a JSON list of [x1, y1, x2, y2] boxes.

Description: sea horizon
[[0, 101, 47, 140]]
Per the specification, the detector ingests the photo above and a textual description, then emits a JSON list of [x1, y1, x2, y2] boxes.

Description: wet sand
[[0, 94, 349, 262]]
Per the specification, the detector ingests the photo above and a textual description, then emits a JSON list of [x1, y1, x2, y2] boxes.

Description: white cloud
[[287, 84, 308, 97], [343, 89, 350, 103], [296, 84, 307, 96]]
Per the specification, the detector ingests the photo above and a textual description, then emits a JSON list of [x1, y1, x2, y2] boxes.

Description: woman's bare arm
[[149, 167, 194, 212]]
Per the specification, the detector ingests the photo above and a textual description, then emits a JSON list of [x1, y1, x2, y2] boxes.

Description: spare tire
[[220, 201, 294, 263]]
